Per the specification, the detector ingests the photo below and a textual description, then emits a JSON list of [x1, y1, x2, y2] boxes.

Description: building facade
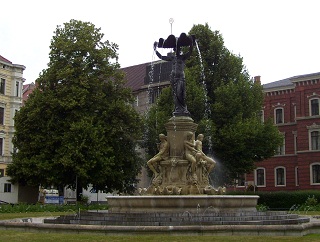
[[123, 61, 171, 115], [0, 55, 25, 203], [241, 73, 320, 192], [7, 56, 320, 201], [22, 82, 36, 105], [122, 63, 320, 192]]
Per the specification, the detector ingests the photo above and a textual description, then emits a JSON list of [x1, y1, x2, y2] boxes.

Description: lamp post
[[169, 18, 174, 34]]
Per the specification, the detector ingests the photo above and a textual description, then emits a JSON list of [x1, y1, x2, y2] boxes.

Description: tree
[[144, 23, 283, 184], [7, 19, 143, 194]]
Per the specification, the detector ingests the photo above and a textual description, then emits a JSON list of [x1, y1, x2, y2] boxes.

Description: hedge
[[228, 190, 320, 210]]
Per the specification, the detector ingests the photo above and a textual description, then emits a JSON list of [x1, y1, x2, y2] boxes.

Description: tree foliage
[[144, 23, 283, 184], [7, 19, 143, 194]]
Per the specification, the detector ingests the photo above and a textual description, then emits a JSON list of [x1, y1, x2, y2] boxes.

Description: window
[[0, 169, 4, 177], [276, 134, 285, 155], [308, 123, 320, 150], [235, 173, 246, 187], [4, 183, 11, 193], [275, 108, 284, 124], [293, 131, 297, 154], [295, 166, 299, 186], [311, 163, 320, 185], [310, 98, 320, 116], [275, 167, 286, 186], [0, 107, 4, 125], [12, 145, 18, 154], [255, 168, 265, 187], [311, 131, 320, 150], [259, 110, 264, 123], [15, 81, 20, 97], [149, 89, 161, 104], [0, 79, 5, 94], [0, 138, 3, 156]]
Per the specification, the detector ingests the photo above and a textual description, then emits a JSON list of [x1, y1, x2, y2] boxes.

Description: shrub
[[228, 190, 320, 210], [0, 203, 107, 213]]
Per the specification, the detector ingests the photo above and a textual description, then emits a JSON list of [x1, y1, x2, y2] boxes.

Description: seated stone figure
[[147, 134, 169, 180], [195, 134, 216, 174], [184, 131, 200, 184]]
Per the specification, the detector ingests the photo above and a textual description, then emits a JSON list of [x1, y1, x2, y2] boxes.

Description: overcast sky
[[1, 0, 319, 84]]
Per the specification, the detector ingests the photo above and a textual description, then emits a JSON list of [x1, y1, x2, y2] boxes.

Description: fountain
[[106, 32, 259, 214], [35, 29, 311, 234]]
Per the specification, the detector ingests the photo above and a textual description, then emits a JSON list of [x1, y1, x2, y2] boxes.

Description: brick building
[[241, 72, 320, 191], [122, 63, 320, 192], [9, 57, 320, 195], [22, 82, 36, 105]]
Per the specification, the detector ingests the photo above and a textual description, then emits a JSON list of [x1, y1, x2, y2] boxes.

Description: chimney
[[254, 76, 261, 84]]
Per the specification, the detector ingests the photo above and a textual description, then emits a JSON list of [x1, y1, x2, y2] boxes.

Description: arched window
[[311, 131, 320, 150], [274, 107, 284, 124], [275, 133, 285, 155], [310, 98, 320, 116]]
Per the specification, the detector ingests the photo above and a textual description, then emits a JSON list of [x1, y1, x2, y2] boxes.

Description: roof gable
[[122, 62, 150, 91], [0, 55, 12, 64]]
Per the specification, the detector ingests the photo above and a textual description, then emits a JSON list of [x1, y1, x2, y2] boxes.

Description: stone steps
[[44, 211, 310, 226]]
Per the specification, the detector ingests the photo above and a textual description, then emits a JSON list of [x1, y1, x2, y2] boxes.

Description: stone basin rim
[[106, 195, 260, 199]]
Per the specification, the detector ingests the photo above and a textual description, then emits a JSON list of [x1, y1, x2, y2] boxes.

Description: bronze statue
[[147, 134, 169, 178], [154, 33, 194, 117]]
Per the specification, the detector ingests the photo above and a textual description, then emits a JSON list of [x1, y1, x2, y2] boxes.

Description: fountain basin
[[107, 195, 259, 213]]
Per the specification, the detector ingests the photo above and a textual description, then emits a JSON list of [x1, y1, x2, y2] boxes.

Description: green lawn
[[0, 212, 320, 242], [0, 211, 73, 220], [0, 231, 320, 242]]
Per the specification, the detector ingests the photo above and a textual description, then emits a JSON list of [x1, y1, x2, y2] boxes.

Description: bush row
[[228, 190, 320, 210], [0, 203, 108, 213]]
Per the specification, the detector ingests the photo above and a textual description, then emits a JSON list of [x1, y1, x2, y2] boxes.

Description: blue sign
[[45, 196, 59, 204]]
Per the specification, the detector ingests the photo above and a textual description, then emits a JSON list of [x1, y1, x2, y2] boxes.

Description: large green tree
[[7, 19, 143, 194], [144, 23, 282, 184]]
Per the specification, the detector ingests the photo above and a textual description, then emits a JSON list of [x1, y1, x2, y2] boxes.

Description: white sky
[[1, 0, 319, 84]]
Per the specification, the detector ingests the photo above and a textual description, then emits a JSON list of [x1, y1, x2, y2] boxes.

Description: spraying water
[[195, 40, 213, 155]]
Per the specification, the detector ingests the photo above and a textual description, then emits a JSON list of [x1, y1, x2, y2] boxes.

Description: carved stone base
[[107, 195, 259, 213], [145, 159, 224, 195], [144, 116, 225, 195]]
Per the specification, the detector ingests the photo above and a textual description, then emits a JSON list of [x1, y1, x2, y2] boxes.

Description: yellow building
[[0, 55, 25, 203]]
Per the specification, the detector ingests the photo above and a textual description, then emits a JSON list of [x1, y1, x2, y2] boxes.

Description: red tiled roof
[[121, 62, 150, 91], [0, 55, 12, 64], [23, 82, 36, 93]]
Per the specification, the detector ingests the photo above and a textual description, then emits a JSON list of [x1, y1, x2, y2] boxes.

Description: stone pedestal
[[146, 116, 223, 195], [165, 116, 198, 159]]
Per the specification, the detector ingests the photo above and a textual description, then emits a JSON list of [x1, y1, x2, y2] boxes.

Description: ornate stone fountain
[[42, 31, 310, 231], [107, 33, 259, 213]]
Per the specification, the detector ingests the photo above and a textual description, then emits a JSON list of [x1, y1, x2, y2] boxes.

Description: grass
[[0, 211, 320, 241], [0, 231, 320, 242], [0, 211, 72, 220]]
